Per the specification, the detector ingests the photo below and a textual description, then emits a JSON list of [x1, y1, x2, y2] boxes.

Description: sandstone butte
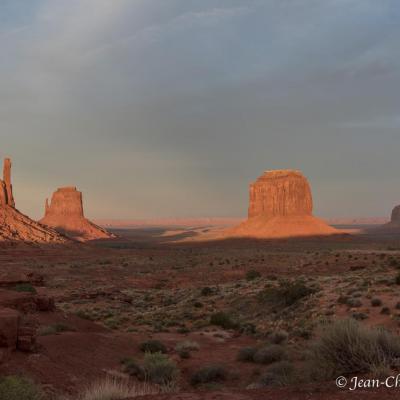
[[39, 187, 114, 242], [371, 204, 400, 234], [0, 158, 66, 243], [229, 169, 339, 238]]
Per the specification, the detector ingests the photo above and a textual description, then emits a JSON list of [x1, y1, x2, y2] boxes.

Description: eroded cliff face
[[229, 169, 338, 238], [40, 187, 114, 241], [0, 159, 66, 243]]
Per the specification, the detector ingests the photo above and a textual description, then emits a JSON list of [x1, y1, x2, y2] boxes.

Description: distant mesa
[[39, 187, 114, 242], [229, 169, 338, 238], [391, 205, 400, 225], [0, 158, 66, 243]]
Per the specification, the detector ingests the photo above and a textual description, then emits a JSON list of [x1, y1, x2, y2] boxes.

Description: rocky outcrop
[[40, 187, 114, 241], [229, 169, 338, 238], [0, 158, 66, 243], [391, 205, 400, 224]]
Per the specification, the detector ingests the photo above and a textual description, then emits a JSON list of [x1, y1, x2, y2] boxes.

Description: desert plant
[[38, 323, 72, 336], [79, 377, 159, 400], [175, 340, 199, 353], [121, 357, 144, 379], [13, 283, 36, 294], [0, 376, 42, 400], [395, 273, 400, 285], [140, 340, 167, 354], [371, 298, 382, 307], [310, 319, 400, 379], [246, 270, 261, 281], [258, 279, 316, 308], [268, 330, 289, 345], [253, 344, 286, 364], [190, 365, 227, 386], [258, 361, 295, 386], [210, 312, 238, 330], [142, 353, 179, 385], [237, 347, 257, 362]]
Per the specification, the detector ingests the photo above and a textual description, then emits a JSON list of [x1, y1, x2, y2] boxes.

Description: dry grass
[[78, 377, 160, 400]]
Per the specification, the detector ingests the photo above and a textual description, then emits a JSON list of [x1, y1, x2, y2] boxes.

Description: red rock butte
[[40, 187, 114, 241], [229, 169, 338, 238], [0, 158, 65, 243]]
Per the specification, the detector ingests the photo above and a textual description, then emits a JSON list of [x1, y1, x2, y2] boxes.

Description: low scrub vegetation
[[310, 319, 400, 379], [140, 340, 167, 354], [0, 376, 42, 400], [191, 365, 227, 386]]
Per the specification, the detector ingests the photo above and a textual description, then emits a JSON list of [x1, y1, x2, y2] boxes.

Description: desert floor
[[2, 225, 400, 399]]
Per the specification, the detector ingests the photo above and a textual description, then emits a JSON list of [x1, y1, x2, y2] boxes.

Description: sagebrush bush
[[237, 347, 257, 362], [13, 283, 37, 294], [121, 357, 144, 378], [253, 344, 286, 364], [371, 298, 382, 307], [269, 330, 288, 345], [0, 376, 42, 400], [142, 353, 179, 385], [258, 279, 316, 307], [310, 319, 400, 379], [210, 312, 238, 330], [175, 340, 200, 353], [140, 340, 167, 354], [246, 270, 261, 281], [258, 361, 295, 387], [191, 365, 227, 386]]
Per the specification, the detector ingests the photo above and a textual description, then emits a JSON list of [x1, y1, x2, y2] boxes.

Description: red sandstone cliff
[[229, 170, 338, 238], [40, 187, 114, 241], [0, 159, 66, 243]]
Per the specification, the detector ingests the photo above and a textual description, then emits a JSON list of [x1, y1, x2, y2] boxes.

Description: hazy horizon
[[1, 1, 399, 220]]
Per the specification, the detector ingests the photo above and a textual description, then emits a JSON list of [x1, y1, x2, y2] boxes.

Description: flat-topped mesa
[[229, 169, 338, 238], [0, 158, 66, 243], [40, 187, 114, 242], [44, 187, 84, 219], [248, 170, 313, 219]]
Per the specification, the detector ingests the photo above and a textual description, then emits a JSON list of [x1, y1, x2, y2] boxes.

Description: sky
[[0, 0, 399, 220]]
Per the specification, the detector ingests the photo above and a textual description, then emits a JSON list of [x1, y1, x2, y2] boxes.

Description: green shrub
[[38, 323, 72, 336], [191, 365, 227, 386], [201, 287, 213, 296], [142, 353, 179, 385], [13, 284, 36, 294], [140, 340, 167, 354], [237, 347, 257, 362], [210, 312, 238, 330], [371, 298, 382, 307], [310, 319, 400, 379], [259, 361, 295, 386], [0, 376, 42, 400], [246, 270, 261, 281], [258, 280, 316, 307], [121, 357, 144, 379], [253, 345, 286, 364], [268, 330, 289, 345], [395, 273, 400, 285], [175, 340, 199, 353]]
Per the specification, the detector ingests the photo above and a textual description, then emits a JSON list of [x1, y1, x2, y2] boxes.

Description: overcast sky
[[0, 0, 399, 220]]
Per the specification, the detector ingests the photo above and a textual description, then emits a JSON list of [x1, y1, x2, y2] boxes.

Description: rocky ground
[[1, 229, 400, 399]]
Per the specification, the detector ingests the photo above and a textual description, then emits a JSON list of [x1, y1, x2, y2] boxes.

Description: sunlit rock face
[[40, 187, 114, 242], [0, 159, 66, 243], [229, 169, 338, 239]]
